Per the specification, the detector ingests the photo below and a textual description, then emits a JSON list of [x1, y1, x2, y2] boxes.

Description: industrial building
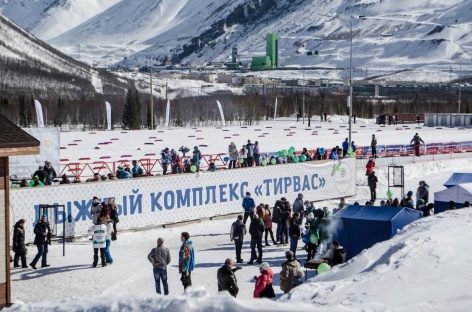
[[250, 33, 279, 71]]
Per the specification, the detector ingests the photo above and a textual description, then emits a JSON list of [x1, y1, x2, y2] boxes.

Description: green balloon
[[290, 146, 295, 152], [289, 150, 295, 157], [293, 156, 299, 163], [239, 158, 245, 164], [317, 263, 331, 274], [282, 149, 288, 156], [387, 189, 393, 198], [190, 165, 197, 172], [300, 155, 307, 162], [29, 180, 34, 187], [349, 152, 356, 158], [271, 158, 276, 165], [278, 151, 284, 157], [335, 165, 341, 172], [261, 159, 267, 166], [347, 147, 353, 153], [310, 233, 319, 244]]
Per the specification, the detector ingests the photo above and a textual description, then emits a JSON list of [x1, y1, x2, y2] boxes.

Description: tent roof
[[434, 182, 472, 202], [335, 205, 405, 221], [443, 173, 472, 188]]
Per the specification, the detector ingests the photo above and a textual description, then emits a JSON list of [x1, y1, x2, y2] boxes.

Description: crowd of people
[[141, 192, 348, 299], [14, 129, 431, 185]]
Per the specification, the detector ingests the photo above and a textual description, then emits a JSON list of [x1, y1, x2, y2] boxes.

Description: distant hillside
[[0, 14, 131, 95], [1, 0, 471, 77]]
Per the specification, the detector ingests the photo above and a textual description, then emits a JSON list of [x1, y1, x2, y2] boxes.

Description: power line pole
[[150, 67, 154, 130], [458, 66, 462, 114]]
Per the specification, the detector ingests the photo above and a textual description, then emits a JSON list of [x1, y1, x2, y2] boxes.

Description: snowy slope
[[1, 0, 471, 77], [5, 137, 472, 311]]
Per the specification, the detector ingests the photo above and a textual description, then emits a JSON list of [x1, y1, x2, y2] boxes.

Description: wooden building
[[0, 114, 40, 307]]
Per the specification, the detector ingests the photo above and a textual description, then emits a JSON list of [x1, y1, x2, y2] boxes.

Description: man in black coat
[[368, 171, 378, 204], [30, 214, 53, 269], [248, 214, 264, 265], [330, 241, 346, 267], [13, 219, 27, 268], [217, 258, 242, 297], [32, 166, 48, 185], [230, 215, 246, 264]]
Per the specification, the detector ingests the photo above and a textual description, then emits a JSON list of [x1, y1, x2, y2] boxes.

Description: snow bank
[[6, 287, 314, 312]]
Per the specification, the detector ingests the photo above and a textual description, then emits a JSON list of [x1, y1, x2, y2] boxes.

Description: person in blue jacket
[[242, 192, 255, 225], [161, 148, 170, 175], [192, 146, 202, 171], [342, 138, 349, 158], [329, 148, 338, 160], [351, 141, 357, 153], [179, 232, 195, 290]]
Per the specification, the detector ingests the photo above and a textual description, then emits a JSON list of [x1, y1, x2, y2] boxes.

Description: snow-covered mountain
[[0, 13, 130, 94], [1, 0, 471, 75]]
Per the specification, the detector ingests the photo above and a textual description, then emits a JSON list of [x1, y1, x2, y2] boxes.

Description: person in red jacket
[[253, 262, 275, 298], [365, 158, 375, 176]]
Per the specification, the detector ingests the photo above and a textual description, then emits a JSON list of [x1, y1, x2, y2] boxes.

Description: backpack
[[232, 223, 243, 241]]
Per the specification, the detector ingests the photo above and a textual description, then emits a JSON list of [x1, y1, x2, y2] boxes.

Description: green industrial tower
[[250, 33, 278, 71], [266, 33, 278, 68]]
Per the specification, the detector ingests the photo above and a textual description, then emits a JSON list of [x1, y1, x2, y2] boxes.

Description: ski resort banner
[[10, 159, 355, 242]]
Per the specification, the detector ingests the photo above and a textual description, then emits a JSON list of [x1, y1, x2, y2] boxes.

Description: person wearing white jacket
[[88, 217, 107, 267]]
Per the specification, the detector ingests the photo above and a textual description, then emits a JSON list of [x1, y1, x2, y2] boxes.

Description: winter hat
[[407, 191, 413, 196], [285, 251, 294, 259], [259, 262, 270, 270], [307, 212, 314, 220], [62, 174, 68, 179], [41, 214, 47, 218], [117, 165, 124, 170], [237, 215, 243, 220], [246, 192, 251, 196], [19, 219, 25, 224]]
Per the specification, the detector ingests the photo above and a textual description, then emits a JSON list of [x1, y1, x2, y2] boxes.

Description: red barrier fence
[[59, 140, 472, 181]]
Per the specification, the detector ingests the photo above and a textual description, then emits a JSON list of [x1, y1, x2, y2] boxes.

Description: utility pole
[[149, 67, 154, 130], [458, 66, 462, 114], [302, 71, 305, 124], [348, 16, 353, 146]]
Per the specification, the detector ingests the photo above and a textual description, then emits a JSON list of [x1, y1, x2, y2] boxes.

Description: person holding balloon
[[304, 212, 320, 261], [239, 145, 248, 168]]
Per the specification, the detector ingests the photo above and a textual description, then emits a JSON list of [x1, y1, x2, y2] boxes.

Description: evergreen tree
[[122, 88, 142, 129], [18, 94, 32, 127], [54, 96, 66, 127], [133, 88, 142, 129]]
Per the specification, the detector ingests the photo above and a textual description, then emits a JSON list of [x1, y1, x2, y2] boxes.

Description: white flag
[[274, 97, 278, 123], [34, 99, 44, 128], [216, 100, 226, 127], [105, 101, 112, 130], [165, 99, 170, 128]]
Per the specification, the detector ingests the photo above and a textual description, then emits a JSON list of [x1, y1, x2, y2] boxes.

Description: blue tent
[[333, 205, 422, 260], [434, 182, 472, 213], [443, 173, 472, 188]]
